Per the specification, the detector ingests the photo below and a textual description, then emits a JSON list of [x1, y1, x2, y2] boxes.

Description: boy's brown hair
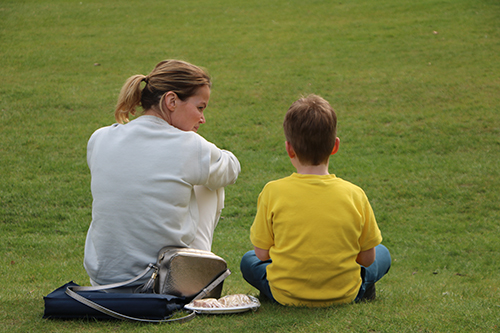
[[283, 94, 337, 165]]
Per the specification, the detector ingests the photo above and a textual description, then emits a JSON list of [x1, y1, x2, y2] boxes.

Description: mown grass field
[[1, 0, 499, 332]]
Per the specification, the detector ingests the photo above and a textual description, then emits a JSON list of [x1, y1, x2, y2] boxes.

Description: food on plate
[[218, 294, 254, 307], [187, 294, 256, 310], [190, 298, 223, 308]]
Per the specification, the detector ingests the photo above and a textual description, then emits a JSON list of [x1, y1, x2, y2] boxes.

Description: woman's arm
[[205, 144, 241, 190], [356, 247, 376, 267], [254, 246, 270, 261]]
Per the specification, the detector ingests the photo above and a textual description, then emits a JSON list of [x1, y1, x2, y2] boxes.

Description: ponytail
[[115, 75, 147, 124]]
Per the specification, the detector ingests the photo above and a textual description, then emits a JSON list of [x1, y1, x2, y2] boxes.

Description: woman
[[84, 60, 241, 287]]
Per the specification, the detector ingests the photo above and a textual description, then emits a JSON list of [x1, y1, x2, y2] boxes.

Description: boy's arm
[[356, 247, 376, 267], [254, 246, 270, 261]]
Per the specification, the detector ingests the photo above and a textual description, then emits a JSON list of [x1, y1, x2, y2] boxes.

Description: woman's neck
[[144, 108, 171, 124]]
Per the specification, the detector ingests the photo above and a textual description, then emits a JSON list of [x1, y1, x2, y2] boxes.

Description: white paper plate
[[185, 295, 261, 314]]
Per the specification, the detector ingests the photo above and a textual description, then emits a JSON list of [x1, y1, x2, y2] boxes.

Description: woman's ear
[[163, 91, 177, 112], [331, 137, 340, 155]]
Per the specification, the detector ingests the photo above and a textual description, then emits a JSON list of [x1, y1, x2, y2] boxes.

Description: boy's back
[[250, 173, 382, 306], [240, 94, 390, 307]]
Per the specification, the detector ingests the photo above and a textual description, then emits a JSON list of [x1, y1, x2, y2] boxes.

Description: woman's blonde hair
[[114, 60, 211, 123]]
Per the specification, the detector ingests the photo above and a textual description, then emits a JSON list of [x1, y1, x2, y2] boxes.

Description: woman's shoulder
[[88, 124, 114, 142]]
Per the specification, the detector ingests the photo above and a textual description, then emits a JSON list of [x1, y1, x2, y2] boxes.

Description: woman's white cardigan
[[84, 116, 240, 285]]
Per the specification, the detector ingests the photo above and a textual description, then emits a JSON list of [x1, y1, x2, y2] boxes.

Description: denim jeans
[[240, 244, 391, 303]]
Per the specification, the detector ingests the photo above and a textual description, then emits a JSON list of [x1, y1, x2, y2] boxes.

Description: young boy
[[240, 94, 391, 306]]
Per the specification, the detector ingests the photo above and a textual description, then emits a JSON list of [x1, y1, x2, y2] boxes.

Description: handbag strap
[[65, 286, 196, 323], [72, 263, 157, 293], [192, 269, 231, 301], [65, 264, 196, 323]]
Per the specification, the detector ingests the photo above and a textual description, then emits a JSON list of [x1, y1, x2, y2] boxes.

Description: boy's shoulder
[[263, 173, 367, 196], [262, 173, 299, 188]]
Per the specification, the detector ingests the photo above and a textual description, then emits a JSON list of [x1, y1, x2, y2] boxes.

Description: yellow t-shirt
[[250, 173, 382, 306]]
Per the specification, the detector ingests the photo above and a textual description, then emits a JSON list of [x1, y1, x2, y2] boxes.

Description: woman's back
[[85, 115, 238, 285]]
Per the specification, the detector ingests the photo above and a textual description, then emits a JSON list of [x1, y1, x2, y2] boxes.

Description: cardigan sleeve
[[203, 143, 241, 191]]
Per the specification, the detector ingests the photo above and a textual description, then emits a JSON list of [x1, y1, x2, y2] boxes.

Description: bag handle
[[65, 266, 231, 323], [191, 269, 231, 301], [65, 264, 196, 323], [65, 286, 196, 323], [72, 263, 157, 292]]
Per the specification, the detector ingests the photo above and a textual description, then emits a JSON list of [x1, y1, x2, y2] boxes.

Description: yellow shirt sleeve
[[250, 184, 274, 250]]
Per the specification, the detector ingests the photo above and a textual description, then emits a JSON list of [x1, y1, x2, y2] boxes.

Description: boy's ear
[[331, 137, 340, 155], [285, 141, 296, 159]]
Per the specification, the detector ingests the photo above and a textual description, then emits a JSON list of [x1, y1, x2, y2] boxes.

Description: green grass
[[1, 0, 499, 331]]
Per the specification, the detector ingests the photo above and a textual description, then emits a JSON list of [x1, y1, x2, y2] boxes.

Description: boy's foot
[[361, 284, 376, 301]]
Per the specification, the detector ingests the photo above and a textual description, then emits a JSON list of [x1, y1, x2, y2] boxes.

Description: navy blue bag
[[43, 281, 193, 323], [43, 249, 231, 323]]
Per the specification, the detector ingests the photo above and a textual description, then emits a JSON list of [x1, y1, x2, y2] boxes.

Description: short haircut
[[283, 94, 337, 165]]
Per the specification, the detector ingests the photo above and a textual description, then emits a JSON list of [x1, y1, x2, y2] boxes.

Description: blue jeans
[[240, 244, 391, 303]]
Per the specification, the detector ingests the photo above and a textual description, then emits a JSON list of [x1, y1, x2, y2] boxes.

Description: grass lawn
[[1, 0, 499, 332]]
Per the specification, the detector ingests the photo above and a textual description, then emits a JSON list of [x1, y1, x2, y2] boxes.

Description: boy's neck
[[293, 159, 330, 176]]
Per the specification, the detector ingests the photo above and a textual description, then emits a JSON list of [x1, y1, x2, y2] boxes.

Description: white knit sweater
[[84, 115, 240, 285]]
